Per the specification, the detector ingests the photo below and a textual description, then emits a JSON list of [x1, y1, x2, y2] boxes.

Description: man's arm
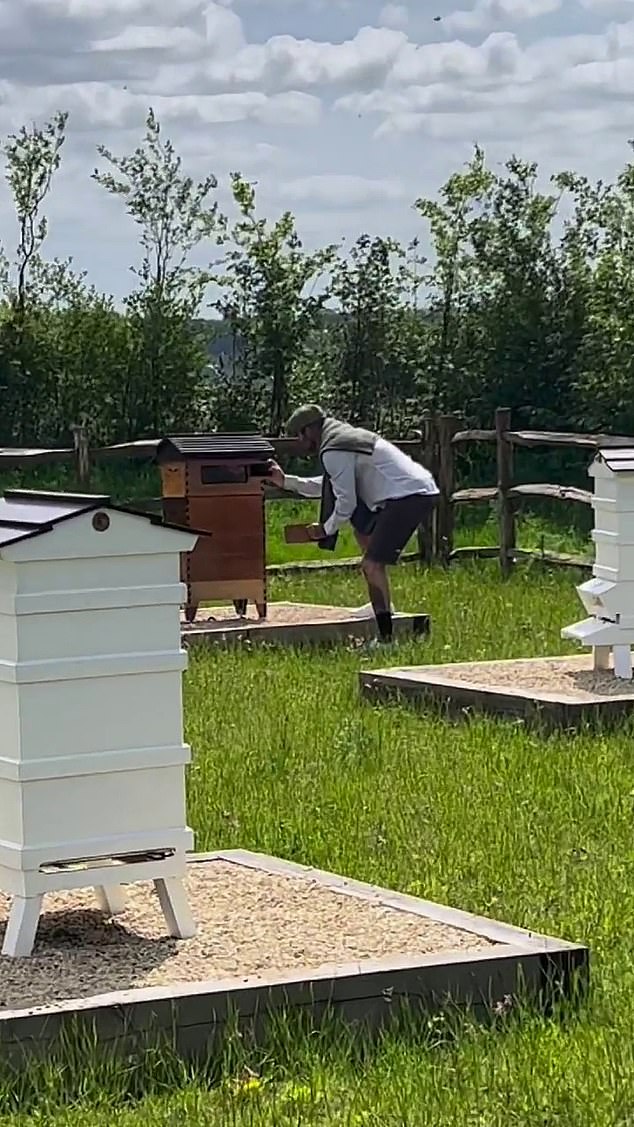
[[266, 460, 323, 499], [282, 472, 323, 499], [321, 450, 358, 536]]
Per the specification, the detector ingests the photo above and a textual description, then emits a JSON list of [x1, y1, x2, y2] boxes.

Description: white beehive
[[562, 449, 634, 678], [0, 489, 201, 956]]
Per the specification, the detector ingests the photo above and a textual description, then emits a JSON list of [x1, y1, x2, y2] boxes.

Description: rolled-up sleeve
[[322, 451, 357, 535], [282, 473, 323, 499]]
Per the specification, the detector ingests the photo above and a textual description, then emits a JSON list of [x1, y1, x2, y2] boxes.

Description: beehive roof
[[157, 434, 274, 461], [596, 449, 634, 473], [0, 489, 201, 548]]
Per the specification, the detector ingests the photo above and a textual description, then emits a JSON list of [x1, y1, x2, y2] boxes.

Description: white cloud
[[0, 0, 632, 298], [285, 174, 408, 207], [23, 0, 202, 16], [561, 56, 634, 93], [444, 0, 561, 33], [579, 0, 634, 11], [204, 2, 246, 54], [90, 25, 203, 53], [203, 26, 410, 91], [0, 81, 321, 133]]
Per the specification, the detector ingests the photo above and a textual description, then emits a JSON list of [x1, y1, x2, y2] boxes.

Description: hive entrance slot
[[4, 848, 192, 957], [200, 465, 247, 485], [39, 848, 175, 874]]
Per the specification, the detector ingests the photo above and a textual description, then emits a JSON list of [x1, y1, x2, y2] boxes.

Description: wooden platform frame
[[0, 850, 587, 1066], [360, 655, 634, 730], [181, 605, 431, 648]]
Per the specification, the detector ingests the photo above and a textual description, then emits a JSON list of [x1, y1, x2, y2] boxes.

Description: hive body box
[[157, 435, 275, 623], [562, 449, 634, 678], [0, 490, 200, 956]]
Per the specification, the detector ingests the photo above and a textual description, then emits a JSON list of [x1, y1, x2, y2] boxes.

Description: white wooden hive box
[[592, 500, 634, 538], [591, 534, 634, 577], [590, 451, 634, 501], [585, 450, 634, 582], [561, 617, 634, 646], [0, 490, 199, 878]]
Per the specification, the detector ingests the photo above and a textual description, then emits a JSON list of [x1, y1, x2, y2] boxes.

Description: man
[[268, 404, 438, 645]]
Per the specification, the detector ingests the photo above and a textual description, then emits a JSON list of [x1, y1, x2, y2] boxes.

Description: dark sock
[[375, 610, 393, 642]]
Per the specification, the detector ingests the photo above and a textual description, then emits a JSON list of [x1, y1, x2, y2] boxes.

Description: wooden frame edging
[[181, 608, 431, 648], [359, 655, 634, 730], [0, 850, 588, 1064]]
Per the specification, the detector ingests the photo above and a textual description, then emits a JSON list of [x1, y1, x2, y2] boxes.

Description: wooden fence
[[2, 408, 633, 574], [420, 406, 634, 575]]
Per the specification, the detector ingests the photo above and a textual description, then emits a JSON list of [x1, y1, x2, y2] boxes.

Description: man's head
[[285, 404, 326, 454]]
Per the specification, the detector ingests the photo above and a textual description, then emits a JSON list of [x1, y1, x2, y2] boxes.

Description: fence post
[[436, 414, 462, 565], [495, 406, 515, 576], [71, 423, 91, 487], [417, 409, 437, 565]]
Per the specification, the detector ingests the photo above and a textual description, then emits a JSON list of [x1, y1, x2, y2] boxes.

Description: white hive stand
[[0, 489, 202, 956], [562, 448, 634, 680]]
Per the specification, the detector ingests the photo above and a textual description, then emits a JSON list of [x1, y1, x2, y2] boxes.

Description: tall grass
[[2, 561, 634, 1124]]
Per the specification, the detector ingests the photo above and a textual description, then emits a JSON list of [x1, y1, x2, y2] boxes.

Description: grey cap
[[285, 404, 326, 437]]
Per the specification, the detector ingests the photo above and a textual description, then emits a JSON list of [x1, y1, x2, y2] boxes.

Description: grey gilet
[[317, 417, 378, 551]]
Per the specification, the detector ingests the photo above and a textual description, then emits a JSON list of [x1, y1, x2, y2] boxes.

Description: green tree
[[559, 159, 634, 434], [324, 234, 426, 431], [416, 147, 578, 429], [92, 108, 223, 438], [31, 260, 132, 445], [213, 173, 336, 433], [466, 155, 571, 426], [0, 112, 68, 443], [415, 145, 494, 413]]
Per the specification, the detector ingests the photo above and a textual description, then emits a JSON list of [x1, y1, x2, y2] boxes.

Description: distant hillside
[[193, 318, 237, 362], [193, 307, 437, 366]]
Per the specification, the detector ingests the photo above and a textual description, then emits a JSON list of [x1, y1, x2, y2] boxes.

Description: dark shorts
[[364, 493, 437, 565]]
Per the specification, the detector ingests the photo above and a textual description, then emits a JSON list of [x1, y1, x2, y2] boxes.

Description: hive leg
[[593, 646, 610, 672], [2, 895, 43, 957], [153, 877, 196, 939], [233, 599, 248, 617], [83, 857, 127, 915], [613, 645, 632, 680], [184, 603, 198, 624], [256, 584, 267, 620], [94, 885, 127, 915]]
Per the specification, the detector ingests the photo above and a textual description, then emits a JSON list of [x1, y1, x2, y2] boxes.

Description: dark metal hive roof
[[0, 489, 209, 549], [157, 434, 274, 461], [0, 491, 107, 546]]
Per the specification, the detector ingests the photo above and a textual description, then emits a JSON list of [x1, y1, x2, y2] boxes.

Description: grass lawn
[[3, 558, 634, 1125]]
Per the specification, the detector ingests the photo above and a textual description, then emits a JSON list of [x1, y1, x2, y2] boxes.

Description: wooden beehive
[[0, 489, 201, 956], [156, 434, 275, 623]]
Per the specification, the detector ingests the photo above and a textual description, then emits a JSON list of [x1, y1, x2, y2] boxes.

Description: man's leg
[[352, 528, 397, 621], [361, 556, 393, 641], [353, 528, 372, 553], [362, 495, 435, 642]]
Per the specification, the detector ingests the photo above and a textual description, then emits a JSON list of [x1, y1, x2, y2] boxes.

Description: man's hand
[[306, 523, 326, 541], [266, 460, 285, 489]]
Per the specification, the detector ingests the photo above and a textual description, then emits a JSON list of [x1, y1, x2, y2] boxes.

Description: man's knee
[[361, 556, 384, 581]]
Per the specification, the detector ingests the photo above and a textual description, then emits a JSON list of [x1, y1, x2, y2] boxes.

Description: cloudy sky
[[0, 0, 632, 299]]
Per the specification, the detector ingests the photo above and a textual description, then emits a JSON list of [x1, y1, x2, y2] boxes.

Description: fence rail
[[1, 408, 630, 574], [0, 436, 423, 469], [427, 407, 616, 573]]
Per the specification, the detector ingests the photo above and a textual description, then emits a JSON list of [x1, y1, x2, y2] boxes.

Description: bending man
[[268, 405, 438, 645]]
